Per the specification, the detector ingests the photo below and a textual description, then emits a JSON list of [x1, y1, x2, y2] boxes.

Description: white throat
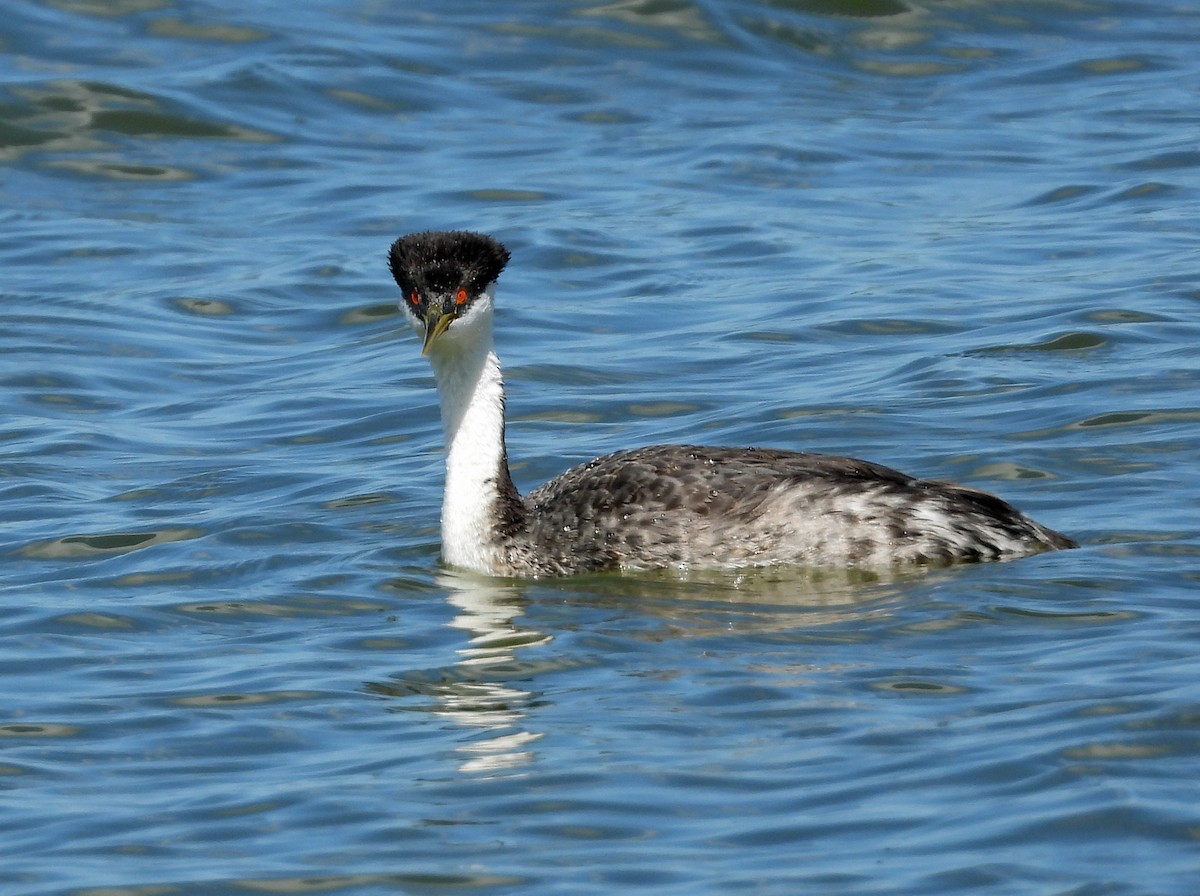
[[425, 302, 514, 573]]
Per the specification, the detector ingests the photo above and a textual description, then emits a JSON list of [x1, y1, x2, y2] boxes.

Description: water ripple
[[1, 1, 1196, 894]]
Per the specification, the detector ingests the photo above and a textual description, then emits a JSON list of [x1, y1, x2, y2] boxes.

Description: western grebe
[[387, 230, 1075, 577]]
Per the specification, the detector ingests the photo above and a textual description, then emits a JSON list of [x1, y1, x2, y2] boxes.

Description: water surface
[[2, 1, 1199, 894]]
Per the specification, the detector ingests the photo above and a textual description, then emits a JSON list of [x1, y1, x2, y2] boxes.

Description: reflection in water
[[548, 563, 930, 639], [369, 570, 552, 776], [369, 563, 918, 775]]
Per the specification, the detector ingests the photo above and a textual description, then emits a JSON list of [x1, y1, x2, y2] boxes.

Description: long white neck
[[426, 312, 521, 574]]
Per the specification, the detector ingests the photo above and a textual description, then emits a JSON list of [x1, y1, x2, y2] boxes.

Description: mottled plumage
[[387, 230, 1075, 578]]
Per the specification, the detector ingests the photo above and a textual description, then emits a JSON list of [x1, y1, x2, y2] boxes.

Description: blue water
[[3, 1, 1199, 893]]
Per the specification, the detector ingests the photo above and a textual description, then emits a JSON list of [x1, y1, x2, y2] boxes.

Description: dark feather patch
[[388, 231, 511, 311]]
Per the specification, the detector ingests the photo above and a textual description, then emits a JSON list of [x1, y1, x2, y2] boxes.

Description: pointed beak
[[421, 305, 457, 355]]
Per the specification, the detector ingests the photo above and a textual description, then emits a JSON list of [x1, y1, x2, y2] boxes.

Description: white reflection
[[432, 569, 551, 774]]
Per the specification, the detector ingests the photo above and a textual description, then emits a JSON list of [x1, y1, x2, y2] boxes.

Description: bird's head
[[388, 230, 511, 355]]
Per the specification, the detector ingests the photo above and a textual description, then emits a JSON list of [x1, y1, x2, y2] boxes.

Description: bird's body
[[388, 230, 1075, 578]]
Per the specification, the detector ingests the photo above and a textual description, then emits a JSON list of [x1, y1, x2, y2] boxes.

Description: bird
[[387, 230, 1076, 578]]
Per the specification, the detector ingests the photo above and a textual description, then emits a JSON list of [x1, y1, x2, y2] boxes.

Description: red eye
[[409, 290, 419, 305], [455, 288, 468, 305]]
